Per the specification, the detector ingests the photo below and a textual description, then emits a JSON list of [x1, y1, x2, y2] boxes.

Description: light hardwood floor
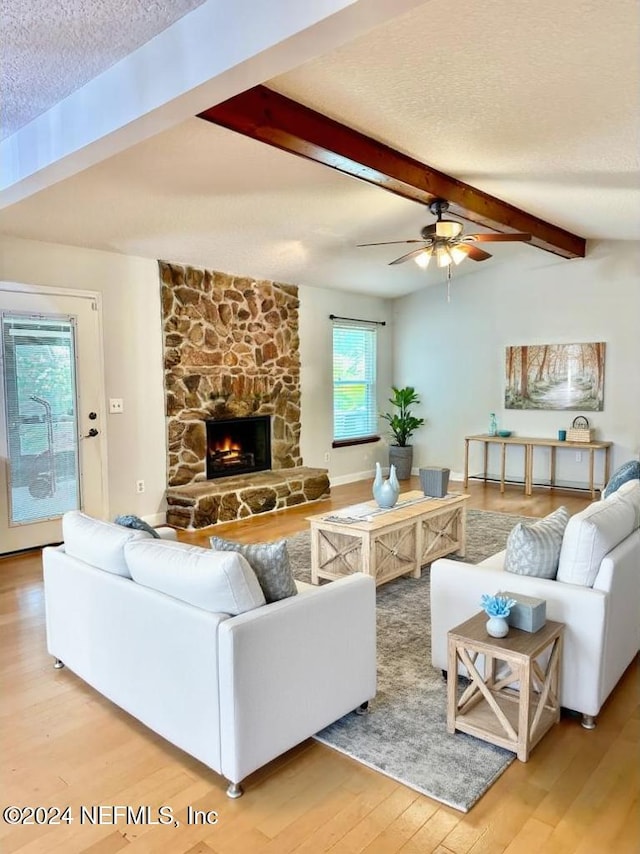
[[1, 480, 638, 854]]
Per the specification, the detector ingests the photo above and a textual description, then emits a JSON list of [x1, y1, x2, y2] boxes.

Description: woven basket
[[567, 417, 593, 443], [567, 428, 594, 443]]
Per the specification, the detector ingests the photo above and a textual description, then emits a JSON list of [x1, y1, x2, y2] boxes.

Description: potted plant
[[381, 386, 425, 479]]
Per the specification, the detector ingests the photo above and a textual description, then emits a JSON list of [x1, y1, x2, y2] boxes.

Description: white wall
[[0, 235, 167, 520], [0, 236, 396, 521], [393, 240, 640, 487], [298, 284, 394, 484], [6, 234, 633, 510]]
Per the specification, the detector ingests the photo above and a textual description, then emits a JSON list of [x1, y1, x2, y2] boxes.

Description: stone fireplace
[[159, 261, 329, 528]]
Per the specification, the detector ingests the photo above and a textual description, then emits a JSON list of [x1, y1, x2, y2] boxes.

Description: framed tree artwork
[[505, 342, 605, 410]]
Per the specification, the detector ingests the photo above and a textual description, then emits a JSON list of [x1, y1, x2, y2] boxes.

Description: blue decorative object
[[481, 594, 517, 617], [481, 593, 517, 638], [372, 462, 400, 509], [603, 459, 640, 498], [489, 413, 498, 436], [114, 514, 161, 538]]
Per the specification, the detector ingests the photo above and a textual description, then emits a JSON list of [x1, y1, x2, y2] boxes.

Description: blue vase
[[373, 462, 400, 508]]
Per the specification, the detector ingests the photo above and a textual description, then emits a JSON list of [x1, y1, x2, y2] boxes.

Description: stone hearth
[[166, 467, 330, 530]]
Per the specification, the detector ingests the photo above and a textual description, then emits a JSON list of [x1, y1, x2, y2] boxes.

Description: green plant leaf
[[381, 386, 425, 446]]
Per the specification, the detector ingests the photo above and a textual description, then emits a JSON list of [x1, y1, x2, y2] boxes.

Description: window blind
[[332, 319, 377, 442]]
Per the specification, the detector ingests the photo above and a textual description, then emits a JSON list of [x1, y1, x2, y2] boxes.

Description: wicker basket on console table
[[567, 416, 595, 443]]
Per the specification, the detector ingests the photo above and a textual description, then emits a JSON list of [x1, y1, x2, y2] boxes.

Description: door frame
[[0, 280, 109, 526]]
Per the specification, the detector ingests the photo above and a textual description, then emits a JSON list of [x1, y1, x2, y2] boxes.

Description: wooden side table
[[447, 612, 564, 761]]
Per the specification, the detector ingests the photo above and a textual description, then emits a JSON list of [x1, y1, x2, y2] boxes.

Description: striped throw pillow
[[504, 507, 570, 579]]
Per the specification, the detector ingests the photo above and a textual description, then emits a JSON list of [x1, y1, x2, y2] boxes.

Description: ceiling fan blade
[[389, 247, 432, 265], [357, 239, 425, 247], [457, 244, 492, 262], [467, 233, 532, 243]]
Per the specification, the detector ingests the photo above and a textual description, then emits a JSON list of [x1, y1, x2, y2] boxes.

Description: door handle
[[83, 428, 99, 438]]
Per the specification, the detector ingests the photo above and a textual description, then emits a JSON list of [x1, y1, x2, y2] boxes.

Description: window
[[332, 320, 378, 445], [1, 313, 80, 524]]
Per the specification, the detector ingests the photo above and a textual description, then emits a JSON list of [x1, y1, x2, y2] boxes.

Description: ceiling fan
[[358, 199, 532, 269]]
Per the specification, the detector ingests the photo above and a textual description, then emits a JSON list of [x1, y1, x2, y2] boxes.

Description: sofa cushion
[[124, 539, 265, 615], [557, 498, 637, 587], [504, 507, 569, 579], [209, 536, 297, 603], [62, 510, 151, 577], [603, 460, 640, 498]]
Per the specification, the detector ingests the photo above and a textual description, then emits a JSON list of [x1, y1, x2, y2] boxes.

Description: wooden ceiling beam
[[198, 85, 585, 259]]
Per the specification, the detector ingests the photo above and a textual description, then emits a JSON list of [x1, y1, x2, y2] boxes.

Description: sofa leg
[[581, 714, 596, 730], [53, 658, 65, 670], [226, 782, 243, 799], [355, 701, 369, 716]]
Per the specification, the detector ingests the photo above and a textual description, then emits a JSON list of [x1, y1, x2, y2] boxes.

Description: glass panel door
[[1, 313, 80, 525], [0, 285, 106, 554]]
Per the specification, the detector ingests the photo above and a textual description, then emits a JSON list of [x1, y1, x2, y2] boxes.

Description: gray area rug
[[286, 508, 531, 812]]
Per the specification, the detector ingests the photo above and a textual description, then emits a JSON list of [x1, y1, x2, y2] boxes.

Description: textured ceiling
[[0, 0, 208, 139], [0, 0, 638, 298], [270, 0, 639, 240]]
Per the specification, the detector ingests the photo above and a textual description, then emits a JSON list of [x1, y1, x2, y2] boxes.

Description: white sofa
[[43, 512, 376, 797], [431, 482, 640, 728]]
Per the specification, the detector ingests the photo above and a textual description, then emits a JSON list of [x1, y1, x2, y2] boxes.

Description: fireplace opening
[[206, 416, 271, 479]]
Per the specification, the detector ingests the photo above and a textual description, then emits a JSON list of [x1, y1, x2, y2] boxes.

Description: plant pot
[[389, 445, 413, 480]]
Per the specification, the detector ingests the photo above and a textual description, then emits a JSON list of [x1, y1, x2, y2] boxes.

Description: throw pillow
[[557, 497, 636, 587], [209, 536, 298, 603], [124, 539, 265, 615], [603, 460, 640, 498], [504, 506, 570, 579], [115, 514, 161, 538]]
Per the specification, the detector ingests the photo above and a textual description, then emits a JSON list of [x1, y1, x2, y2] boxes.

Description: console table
[[464, 434, 612, 499]]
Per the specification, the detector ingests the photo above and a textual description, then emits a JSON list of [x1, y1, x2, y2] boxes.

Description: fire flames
[[213, 436, 242, 460]]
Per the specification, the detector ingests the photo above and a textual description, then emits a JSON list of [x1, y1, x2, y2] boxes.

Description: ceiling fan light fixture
[[449, 245, 468, 265], [435, 245, 452, 268], [414, 249, 432, 269], [435, 220, 463, 239]]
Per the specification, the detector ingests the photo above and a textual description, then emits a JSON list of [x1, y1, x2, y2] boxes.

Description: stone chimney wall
[[159, 262, 302, 487]]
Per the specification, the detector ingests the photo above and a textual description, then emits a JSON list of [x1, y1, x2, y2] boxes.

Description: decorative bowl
[[497, 430, 512, 437]]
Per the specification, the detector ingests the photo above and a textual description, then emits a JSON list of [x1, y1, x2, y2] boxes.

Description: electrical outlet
[[324, 452, 330, 463], [109, 398, 124, 414], [575, 452, 582, 463], [136, 480, 145, 493]]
